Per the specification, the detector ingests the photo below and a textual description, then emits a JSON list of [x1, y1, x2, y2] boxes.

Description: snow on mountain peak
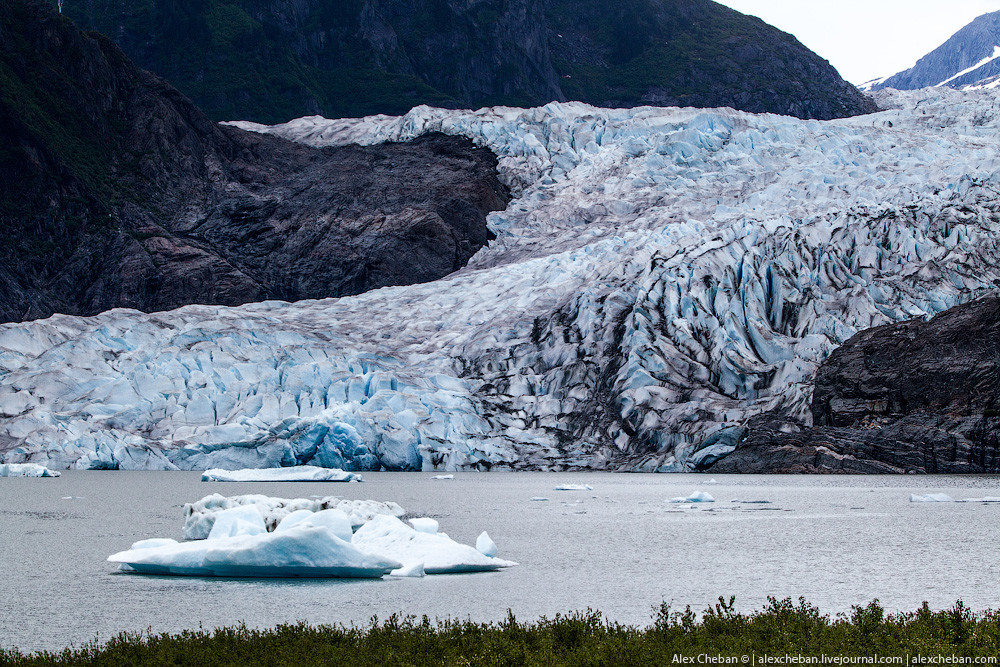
[[4, 88, 1000, 472]]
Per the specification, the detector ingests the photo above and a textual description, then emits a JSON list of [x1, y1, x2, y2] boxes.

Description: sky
[[714, 0, 1000, 84]]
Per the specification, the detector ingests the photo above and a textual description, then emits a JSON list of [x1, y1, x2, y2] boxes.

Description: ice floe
[[667, 491, 715, 503], [554, 484, 593, 491], [108, 526, 401, 578], [5, 88, 1000, 471], [201, 466, 362, 482], [0, 463, 60, 477], [909, 493, 956, 502], [113, 496, 513, 578], [910, 493, 1000, 502]]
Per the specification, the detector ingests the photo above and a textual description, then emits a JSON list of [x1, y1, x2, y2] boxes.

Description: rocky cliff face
[[60, 0, 876, 123], [707, 294, 1000, 473], [866, 11, 1000, 91], [0, 0, 509, 323]]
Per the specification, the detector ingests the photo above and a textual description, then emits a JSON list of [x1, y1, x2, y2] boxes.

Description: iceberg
[[351, 515, 517, 574], [0, 463, 60, 477], [182, 494, 405, 539], [6, 88, 1000, 472], [909, 493, 955, 502], [667, 491, 715, 503], [201, 466, 361, 482], [476, 531, 498, 557], [108, 525, 401, 578]]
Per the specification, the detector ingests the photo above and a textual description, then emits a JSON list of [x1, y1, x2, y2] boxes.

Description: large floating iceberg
[[111, 500, 514, 578], [4, 88, 1000, 471], [201, 466, 361, 483]]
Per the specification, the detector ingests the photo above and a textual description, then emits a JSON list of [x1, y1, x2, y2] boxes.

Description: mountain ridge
[[57, 0, 876, 123], [865, 11, 1000, 91], [0, 0, 510, 323]]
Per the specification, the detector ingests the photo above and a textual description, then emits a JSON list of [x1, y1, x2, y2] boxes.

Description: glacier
[[3, 88, 1000, 471]]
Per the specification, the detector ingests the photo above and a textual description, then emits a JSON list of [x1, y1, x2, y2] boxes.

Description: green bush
[[5, 598, 1000, 666]]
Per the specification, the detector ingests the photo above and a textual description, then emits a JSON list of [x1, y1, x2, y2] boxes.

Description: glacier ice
[[108, 525, 402, 578], [182, 494, 405, 539], [0, 463, 60, 477], [207, 505, 267, 539], [408, 517, 439, 534], [476, 531, 499, 557], [113, 496, 510, 578], [667, 491, 715, 503], [201, 466, 361, 482], [909, 493, 955, 502], [351, 515, 516, 574], [5, 88, 1000, 470]]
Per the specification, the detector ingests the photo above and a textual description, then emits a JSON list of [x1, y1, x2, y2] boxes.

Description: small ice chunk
[[201, 466, 362, 482], [408, 517, 439, 534], [554, 484, 593, 491], [705, 479, 719, 485], [431, 474, 454, 480], [957, 496, 1000, 503], [476, 531, 498, 557], [667, 491, 715, 503], [208, 505, 267, 539], [390, 562, 426, 578], [909, 493, 955, 502], [530, 497, 549, 502]]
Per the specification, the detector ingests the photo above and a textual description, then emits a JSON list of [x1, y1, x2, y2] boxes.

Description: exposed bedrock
[[0, 0, 509, 323], [706, 295, 1000, 473]]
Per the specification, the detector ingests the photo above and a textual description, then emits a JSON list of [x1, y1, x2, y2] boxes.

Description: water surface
[[1, 471, 998, 653]]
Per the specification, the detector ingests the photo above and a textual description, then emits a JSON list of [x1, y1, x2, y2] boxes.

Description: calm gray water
[[2, 471, 999, 653]]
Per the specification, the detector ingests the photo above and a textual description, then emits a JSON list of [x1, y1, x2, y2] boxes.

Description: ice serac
[[3, 88, 1000, 471]]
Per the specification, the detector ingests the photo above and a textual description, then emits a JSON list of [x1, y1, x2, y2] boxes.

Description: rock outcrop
[[61, 0, 876, 123], [0, 0, 509, 323], [707, 294, 1000, 473]]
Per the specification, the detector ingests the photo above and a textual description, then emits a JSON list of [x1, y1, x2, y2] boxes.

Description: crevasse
[[2, 88, 1000, 471]]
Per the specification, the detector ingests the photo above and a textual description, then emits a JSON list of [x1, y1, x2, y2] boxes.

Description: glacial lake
[[2, 471, 1000, 653]]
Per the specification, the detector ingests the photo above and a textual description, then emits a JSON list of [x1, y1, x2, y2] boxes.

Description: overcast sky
[[714, 0, 1000, 84]]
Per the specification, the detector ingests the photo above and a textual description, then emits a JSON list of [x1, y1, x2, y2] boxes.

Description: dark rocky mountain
[[866, 11, 1000, 91], [57, 0, 876, 124], [0, 0, 509, 323], [706, 294, 1000, 473]]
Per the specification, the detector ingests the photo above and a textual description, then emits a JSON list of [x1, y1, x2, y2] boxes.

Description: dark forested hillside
[[57, 0, 876, 123]]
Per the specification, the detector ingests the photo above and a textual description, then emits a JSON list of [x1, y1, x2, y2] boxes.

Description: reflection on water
[[1, 471, 999, 652]]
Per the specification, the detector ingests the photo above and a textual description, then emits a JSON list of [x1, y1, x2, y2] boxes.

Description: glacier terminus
[[2, 88, 1000, 473]]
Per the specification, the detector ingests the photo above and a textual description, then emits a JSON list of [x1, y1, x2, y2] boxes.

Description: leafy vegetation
[[51, 0, 872, 124], [4, 598, 1000, 666]]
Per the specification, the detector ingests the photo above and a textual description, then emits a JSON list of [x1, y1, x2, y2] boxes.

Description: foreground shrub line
[[4, 597, 1000, 666]]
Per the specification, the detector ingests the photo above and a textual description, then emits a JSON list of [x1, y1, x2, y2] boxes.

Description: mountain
[[2, 86, 999, 472], [56, 0, 876, 124], [865, 11, 1000, 91], [705, 293, 1000, 474], [0, 0, 509, 323]]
